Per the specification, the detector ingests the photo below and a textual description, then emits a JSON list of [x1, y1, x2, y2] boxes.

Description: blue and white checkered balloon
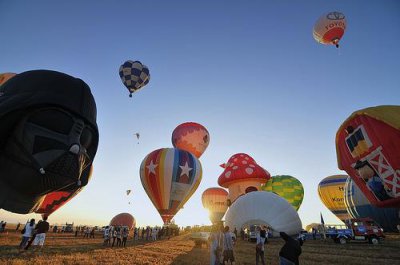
[[119, 60, 150, 97]]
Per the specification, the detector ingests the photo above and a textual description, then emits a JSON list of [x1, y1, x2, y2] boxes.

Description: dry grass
[[0, 228, 399, 265]]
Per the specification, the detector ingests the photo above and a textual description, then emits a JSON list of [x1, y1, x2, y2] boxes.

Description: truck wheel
[[339, 238, 347, 244], [369, 237, 379, 245]]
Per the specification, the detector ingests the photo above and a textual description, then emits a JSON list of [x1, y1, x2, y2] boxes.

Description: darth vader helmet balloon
[[0, 70, 99, 214]]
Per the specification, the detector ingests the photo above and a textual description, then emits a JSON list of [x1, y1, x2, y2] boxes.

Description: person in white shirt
[[19, 219, 35, 251], [103, 226, 110, 246]]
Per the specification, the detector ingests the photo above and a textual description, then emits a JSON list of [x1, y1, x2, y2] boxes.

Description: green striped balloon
[[261, 175, 304, 211]]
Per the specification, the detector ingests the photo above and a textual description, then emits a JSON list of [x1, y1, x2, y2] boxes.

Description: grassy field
[[0, 228, 399, 265]]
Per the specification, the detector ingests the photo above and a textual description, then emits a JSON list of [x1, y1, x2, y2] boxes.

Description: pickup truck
[[325, 217, 385, 244]]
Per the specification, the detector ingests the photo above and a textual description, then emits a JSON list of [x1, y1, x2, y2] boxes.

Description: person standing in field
[[103, 226, 110, 246], [31, 216, 50, 251], [209, 225, 222, 265], [90, 227, 95, 238], [133, 227, 138, 241], [255, 226, 267, 265], [279, 232, 302, 265], [111, 227, 117, 247], [122, 227, 128, 247], [116, 227, 122, 247], [19, 219, 35, 251], [222, 226, 235, 265]]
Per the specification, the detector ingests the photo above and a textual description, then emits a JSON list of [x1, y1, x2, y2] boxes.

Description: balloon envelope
[[110, 213, 136, 229], [172, 122, 210, 158], [140, 148, 202, 224], [0, 72, 16, 86], [261, 175, 304, 211], [202, 187, 228, 224], [0, 70, 98, 214], [225, 191, 302, 237], [344, 178, 400, 232], [119, 60, 150, 96], [336, 105, 400, 208], [313, 11, 346, 47], [318, 175, 351, 222], [35, 165, 93, 217]]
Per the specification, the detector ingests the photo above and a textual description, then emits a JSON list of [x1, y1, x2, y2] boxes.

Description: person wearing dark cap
[[279, 232, 302, 265]]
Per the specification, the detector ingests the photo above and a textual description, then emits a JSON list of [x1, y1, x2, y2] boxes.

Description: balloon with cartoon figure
[[336, 105, 400, 208], [140, 148, 202, 224], [218, 153, 270, 205], [0, 70, 99, 214]]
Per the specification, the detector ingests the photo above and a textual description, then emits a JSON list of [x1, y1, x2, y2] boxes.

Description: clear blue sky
[[1, 0, 399, 227]]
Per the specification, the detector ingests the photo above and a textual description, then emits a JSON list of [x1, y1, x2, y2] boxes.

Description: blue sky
[[1, 0, 399, 227]]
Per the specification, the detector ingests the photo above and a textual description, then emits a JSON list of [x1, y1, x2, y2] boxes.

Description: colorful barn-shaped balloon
[[336, 105, 400, 208]]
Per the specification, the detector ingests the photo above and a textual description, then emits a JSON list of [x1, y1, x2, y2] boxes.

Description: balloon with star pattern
[[139, 148, 202, 224]]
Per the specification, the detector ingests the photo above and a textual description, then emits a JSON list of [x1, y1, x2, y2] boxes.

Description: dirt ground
[[0, 227, 399, 265]]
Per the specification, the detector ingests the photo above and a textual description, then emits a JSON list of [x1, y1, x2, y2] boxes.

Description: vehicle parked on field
[[325, 218, 384, 244]]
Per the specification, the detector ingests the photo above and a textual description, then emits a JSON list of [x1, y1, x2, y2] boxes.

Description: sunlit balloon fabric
[[202, 187, 228, 224], [225, 191, 302, 237], [344, 178, 400, 232], [0, 73, 16, 86], [336, 105, 400, 208], [110, 213, 136, 229], [261, 175, 304, 211], [172, 122, 210, 158], [119, 60, 150, 97], [140, 148, 202, 224], [318, 175, 351, 222], [313, 11, 346, 48]]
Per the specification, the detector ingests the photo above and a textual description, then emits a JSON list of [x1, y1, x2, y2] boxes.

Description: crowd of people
[[101, 225, 180, 248], [208, 224, 302, 265]]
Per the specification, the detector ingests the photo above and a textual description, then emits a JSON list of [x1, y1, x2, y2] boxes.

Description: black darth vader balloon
[[0, 70, 99, 214]]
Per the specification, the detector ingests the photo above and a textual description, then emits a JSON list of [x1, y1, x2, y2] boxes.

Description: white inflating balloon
[[225, 191, 302, 236]]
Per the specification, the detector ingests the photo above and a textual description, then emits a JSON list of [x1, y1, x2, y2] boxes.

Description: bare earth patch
[[1, 231, 399, 265]]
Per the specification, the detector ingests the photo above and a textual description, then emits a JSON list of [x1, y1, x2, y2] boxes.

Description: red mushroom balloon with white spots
[[218, 153, 271, 205]]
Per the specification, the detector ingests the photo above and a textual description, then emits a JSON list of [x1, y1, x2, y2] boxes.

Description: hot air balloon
[[336, 105, 400, 208], [261, 175, 304, 211], [318, 175, 351, 222], [0, 70, 99, 214], [0, 72, 16, 86], [313, 11, 346, 48], [110, 213, 136, 229], [172, 122, 210, 158], [225, 191, 302, 237], [35, 165, 94, 217], [344, 177, 400, 232], [119, 60, 150, 97], [218, 153, 270, 205], [140, 148, 202, 224], [202, 188, 228, 224]]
